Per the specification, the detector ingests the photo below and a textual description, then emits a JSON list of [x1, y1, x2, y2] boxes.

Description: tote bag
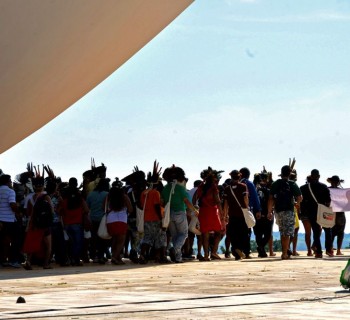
[[98, 213, 111, 239], [308, 184, 335, 228], [162, 182, 176, 228], [136, 191, 149, 233], [317, 204, 335, 228], [136, 207, 144, 233], [242, 208, 256, 228], [230, 187, 256, 228]]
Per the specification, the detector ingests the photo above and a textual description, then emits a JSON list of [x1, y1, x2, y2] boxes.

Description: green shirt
[[161, 183, 190, 212], [270, 179, 301, 212]]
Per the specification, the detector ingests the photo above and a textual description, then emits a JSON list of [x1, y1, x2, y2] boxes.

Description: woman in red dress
[[193, 167, 224, 261]]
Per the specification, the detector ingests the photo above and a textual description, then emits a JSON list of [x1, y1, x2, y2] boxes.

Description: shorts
[[275, 210, 295, 237], [107, 222, 127, 236]]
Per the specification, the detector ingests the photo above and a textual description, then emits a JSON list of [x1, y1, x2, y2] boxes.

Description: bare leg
[[42, 234, 52, 268], [269, 235, 276, 256], [196, 235, 203, 260], [202, 233, 210, 260], [111, 234, 126, 264], [210, 232, 222, 259], [281, 235, 290, 259], [225, 233, 231, 257], [292, 227, 299, 256], [302, 220, 312, 256]]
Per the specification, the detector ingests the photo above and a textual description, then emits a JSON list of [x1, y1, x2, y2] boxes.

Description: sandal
[[138, 255, 148, 265], [210, 253, 222, 260], [23, 262, 32, 270], [235, 249, 246, 259], [111, 258, 125, 265], [197, 254, 205, 261], [159, 257, 172, 264]]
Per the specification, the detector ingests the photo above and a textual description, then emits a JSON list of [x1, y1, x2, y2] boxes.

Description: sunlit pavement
[[1, 251, 350, 319]]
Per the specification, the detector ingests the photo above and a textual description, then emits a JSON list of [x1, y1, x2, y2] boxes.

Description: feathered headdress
[[121, 165, 146, 184], [162, 165, 187, 183], [146, 160, 162, 185], [200, 166, 224, 181], [31, 164, 45, 187], [289, 158, 297, 179]]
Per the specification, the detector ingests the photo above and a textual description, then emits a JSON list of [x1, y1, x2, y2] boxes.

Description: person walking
[[161, 165, 199, 263], [268, 165, 302, 260], [254, 172, 273, 258], [223, 170, 250, 260], [299, 169, 331, 258], [239, 167, 261, 258], [327, 175, 346, 256], [106, 185, 133, 265], [192, 167, 224, 261]]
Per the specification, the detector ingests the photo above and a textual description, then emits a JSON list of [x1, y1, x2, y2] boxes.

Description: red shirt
[[60, 198, 85, 225], [224, 183, 248, 218], [140, 189, 161, 222]]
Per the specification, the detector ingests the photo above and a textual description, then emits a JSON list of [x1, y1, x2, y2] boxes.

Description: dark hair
[[281, 165, 292, 178], [32, 177, 45, 187], [162, 166, 186, 183], [108, 186, 126, 211], [194, 180, 202, 187], [19, 171, 33, 184], [69, 177, 78, 188], [45, 180, 57, 194], [230, 170, 241, 180], [0, 174, 11, 186], [239, 167, 250, 179], [94, 178, 110, 193], [63, 180, 83, 210]]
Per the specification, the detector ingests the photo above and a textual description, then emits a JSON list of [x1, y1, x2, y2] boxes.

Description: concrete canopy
[[0, 0, 193, 153]]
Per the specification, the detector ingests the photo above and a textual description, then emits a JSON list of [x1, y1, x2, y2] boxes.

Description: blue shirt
[[240, 178, 261, 213], [87, 190, 108, 222]]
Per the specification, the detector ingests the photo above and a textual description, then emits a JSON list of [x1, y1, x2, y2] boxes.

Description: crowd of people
[[0, 160, 347, 270]]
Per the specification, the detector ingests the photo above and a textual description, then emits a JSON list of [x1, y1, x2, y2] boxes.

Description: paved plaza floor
[[1, 251, 350, 319]]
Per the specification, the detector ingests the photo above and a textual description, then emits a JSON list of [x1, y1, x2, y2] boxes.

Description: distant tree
[[271, 239, 282, 252]]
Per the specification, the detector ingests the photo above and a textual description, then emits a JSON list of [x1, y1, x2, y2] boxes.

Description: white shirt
[[0, 185, 16, 222], [106, 207, 128, 224]]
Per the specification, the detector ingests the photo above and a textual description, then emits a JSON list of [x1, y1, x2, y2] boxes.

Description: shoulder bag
[[97, 198, 112, 239], [136, 191, 149, 233], [230, 186, 256, 228], [162, 181, 176, 228], [308, 184, 335, 228]]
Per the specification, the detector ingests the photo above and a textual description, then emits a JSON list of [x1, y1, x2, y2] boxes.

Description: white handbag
[[230, 187, 256, 228], [97, 213, 111, 239], [162, 181, 176, 228], [188, 211, 201, 235], [136, 191, 148, 233], [308, 184, 335, 228]]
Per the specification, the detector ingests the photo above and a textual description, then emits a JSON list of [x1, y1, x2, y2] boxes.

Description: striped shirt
[[0, 185, 16, 222]]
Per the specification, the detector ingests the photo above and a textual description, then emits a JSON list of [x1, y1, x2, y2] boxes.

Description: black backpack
[[274, 180, 293, 212], [32, 195, 53, 229]]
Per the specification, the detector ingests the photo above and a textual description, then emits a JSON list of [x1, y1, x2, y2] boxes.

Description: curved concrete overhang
[[0, 0, 193, 153]]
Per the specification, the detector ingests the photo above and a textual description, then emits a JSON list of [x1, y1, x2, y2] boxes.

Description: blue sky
[[1, 0, 350, 197]]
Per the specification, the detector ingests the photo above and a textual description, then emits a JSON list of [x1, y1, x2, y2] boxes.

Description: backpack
[[274, 180, 293, 212], [32, 195, 53, 229]]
